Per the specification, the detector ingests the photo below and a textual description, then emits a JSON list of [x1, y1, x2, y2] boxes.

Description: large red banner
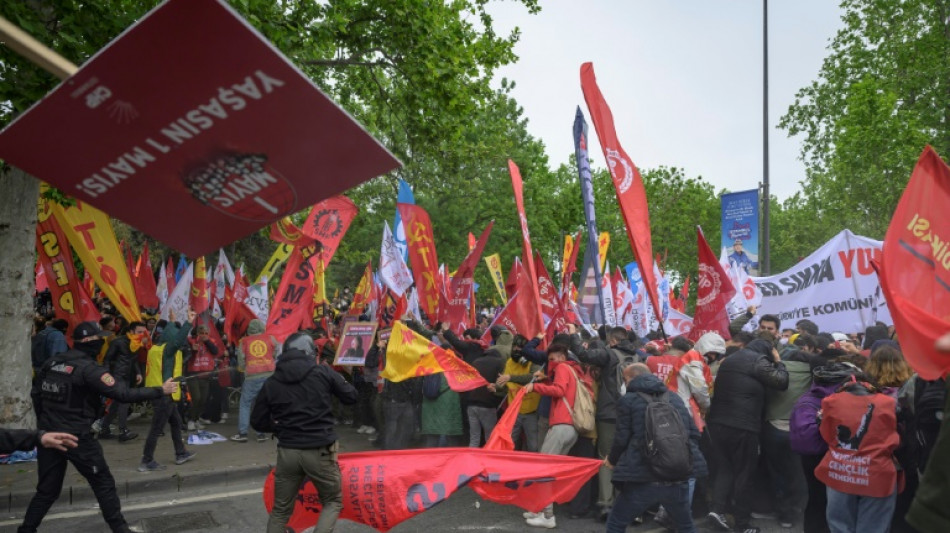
[[134, 241, 160, 310], [507, 160, 544, 336], [689, 227, 736, 341], [265, 245, 318, 341], [0, 0, 399, 257], [262, 448, 600, 532], [302, 195, 358, 267], [879, 146, 950, 379], [442, 222, 493, 333], [397, 203, 440, 318], [580, 63, 663, 331]]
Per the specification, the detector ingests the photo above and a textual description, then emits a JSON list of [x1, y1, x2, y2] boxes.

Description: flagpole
[[761, 0, 771, 275]]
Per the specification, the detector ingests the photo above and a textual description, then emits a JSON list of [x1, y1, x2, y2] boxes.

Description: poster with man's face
[[334, 321, 378, 366]]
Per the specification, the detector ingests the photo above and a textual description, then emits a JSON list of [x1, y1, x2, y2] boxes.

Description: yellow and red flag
[[190, 256, 210, 315], [484, 253, 507, 305], [381, 321, 488, 392], [348, 262, 374, 317], [397, 203, 440, 318], [598, 232, 610, 273]]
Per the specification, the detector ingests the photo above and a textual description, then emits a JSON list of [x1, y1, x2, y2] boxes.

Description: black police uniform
[[19, 348, 165, 533]]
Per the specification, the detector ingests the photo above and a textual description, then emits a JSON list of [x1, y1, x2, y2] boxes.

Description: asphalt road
[[0, 480, 796, 533]]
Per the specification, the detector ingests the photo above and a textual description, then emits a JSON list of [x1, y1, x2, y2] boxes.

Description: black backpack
[[31, 329, 52, 370], [422, 373, 444, 400], [638, 392, 692, 481]]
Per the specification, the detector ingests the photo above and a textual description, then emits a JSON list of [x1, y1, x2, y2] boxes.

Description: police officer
[[19, 321, 179, 533]]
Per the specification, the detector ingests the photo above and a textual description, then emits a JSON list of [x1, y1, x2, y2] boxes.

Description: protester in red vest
[[184, 324, 219, 430], [816, 377, 901, 533], [231, 319, 279, 443]]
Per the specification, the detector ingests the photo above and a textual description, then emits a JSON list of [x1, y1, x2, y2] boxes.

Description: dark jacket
[[32, 349, 163, 434], [608, 373, 707, 483], [572, 336, 631, 422], [104, 336, 141, 384], [251, 348, 358, 449], [157, 320, 192, 381], [0, 429, 42, 454], [707, 339, 789, 433], [520, 337, 547, 366], [463, 349, 506, 407], [442, 329, 485, 365]]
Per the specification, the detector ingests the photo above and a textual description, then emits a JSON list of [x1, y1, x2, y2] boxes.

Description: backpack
[[31, 329, 52, 369], [563, 365, 596, 435], [613, 348, 639, 396], [638, 392, 692, 481], [422, 373, 444, 400]]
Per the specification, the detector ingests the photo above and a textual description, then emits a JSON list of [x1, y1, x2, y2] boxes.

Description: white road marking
[[0, 487, 262, 526]]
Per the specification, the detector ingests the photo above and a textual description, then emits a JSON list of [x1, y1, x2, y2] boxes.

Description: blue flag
[[393, 179, 415, 262], [175, 256, 188, 283], [573, 107, 607, 324]]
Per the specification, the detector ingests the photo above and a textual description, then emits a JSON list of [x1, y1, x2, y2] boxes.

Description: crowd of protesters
[[26, 284, 950, 533]]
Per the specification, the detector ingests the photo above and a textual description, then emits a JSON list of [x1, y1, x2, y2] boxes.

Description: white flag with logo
[[379, 221, 414, 295]]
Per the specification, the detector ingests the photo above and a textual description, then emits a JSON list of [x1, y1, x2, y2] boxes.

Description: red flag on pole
[[485, 387, 527, 451], [688, 227, 736, 341], [302, 195, 358, 267], [505, 257, 522, 301], [508, 160, 544, 336], [190, 255, 210, 315], [134, 241, 160, 310], [878, 146, 950, 379], [266, 245, 319, 341], [397, 203, 441, 319], [580, 63, 663, 332], [165, 257, 176, 295], [442, 222, 493, 333]]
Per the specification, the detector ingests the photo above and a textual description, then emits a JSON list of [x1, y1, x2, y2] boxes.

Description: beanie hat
[[247, 319, 265, 336]]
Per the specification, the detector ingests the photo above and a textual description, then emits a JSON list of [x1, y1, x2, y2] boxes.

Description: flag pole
[[0, 16, 77, 80]]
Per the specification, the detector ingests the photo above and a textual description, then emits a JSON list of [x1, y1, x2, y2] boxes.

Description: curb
[[5, 463, 273, 512]]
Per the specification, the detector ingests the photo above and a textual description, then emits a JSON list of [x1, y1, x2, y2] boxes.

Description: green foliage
[[779, 0, 950, 244]]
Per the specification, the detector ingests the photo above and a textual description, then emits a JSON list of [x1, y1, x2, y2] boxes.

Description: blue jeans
[[606, 481, 696, 533], [826, 486, 896, 533], [239, 376, 266, 436]]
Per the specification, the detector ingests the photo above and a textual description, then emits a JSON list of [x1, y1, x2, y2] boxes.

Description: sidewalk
[[0, 414, 379, 514]]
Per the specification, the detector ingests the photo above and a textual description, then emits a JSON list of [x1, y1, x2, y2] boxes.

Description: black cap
[[73, 321, 104, 341]]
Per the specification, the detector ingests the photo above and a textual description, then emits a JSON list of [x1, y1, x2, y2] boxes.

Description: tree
[[779, 0, 949, 242]]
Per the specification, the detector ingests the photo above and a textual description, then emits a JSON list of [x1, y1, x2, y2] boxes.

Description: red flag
[[376, 288, 406, 329], [263, 447, 601, 532], [83, 268, 95, 297], [533, 251, 561, 327], [485, 387, 527, 451], [562, 230, 583, 288], [224, 273, 255, 341], [689, 227, 736, 341], [878, 146, 950, 379], [468, 232, 476, 251], [483, 269, 541, 341], [35, 263, 48, 292], [442, 222, 493, 333], [580, 63, 662, 331], [269, 216, 315, 247], [505, 257, 522, 301], [398, 203, 440, 318], [134, 241, 160, 309], [190, 255, 210, 315], [302, 195, 358, 266], [165, 257, 176, 295], [347, 262, 374, 317], [680, 276, 690, 302], [36, 203, 100, 332], [508, 160, 544, 336], [266, 245, 319, 341], [122, 240, 135, 282]]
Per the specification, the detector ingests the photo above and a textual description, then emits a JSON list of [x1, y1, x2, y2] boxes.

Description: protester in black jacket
[[441, 327, 485, 365], [99, 321, 148, 442], [605, 364, 706, 533], [706, 339, 788, 532], [251, 332, 357, 533], [463, 347, 506, 447], [0, 430, 77, 454]]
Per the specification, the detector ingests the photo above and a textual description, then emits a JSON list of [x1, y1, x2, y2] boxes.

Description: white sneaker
[[364, 426, 376, 435], [91, 420, 102, 433], [221, 413, 228, 421], [198, 417, 212, 425], [523, 511, 539, 519], [526, 514, 556, 528], [356, 426, 367, 434], [187, 421, 196, 431], [127, 412, 142, 421]]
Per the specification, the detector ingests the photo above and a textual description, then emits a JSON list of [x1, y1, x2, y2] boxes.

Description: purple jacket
[[789, 381, 838, 455]]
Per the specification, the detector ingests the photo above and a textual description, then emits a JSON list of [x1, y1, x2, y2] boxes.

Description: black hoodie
[[707, 339, 789, 433], [251, 348, 358, 449]]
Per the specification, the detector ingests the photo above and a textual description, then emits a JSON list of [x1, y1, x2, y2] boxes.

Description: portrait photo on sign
[[333, 321, 378, 366]]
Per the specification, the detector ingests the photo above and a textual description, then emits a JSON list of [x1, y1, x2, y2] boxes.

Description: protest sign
[[333, 322, 377, 366], [721, 189, 760, 274], [0, 0, 399, 257]]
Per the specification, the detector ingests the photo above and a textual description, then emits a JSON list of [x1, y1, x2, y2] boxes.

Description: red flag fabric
[[508, 160, 544, 335], [442, 222, 493, 333], [483, 270, 540, 342], [266, 245, 319, 341], [190, 255, 210, 315], [269, 216, 315, 247], [165, 257, 176, 295], [485, 387, 527, 451], [83, 268, 95, 298], [262, 447, 601, 532], [376, 289, 407, 329], [397, 203, 440, 318], [580, 63, 662, 330], [689, 227, 736, 342], [224, 274, 256, 341], [302, 195, 358, 267], [562, 230, 583, 288], [468, 232, 476, 251], [878, 146, 950, 379], [533, 251, 561, 327], [35, 263, 48, 292], [36, 203, 101, 332], [134, 241, 160, 309], [348, 262, 374, 317], [505, 257, 521, 301]]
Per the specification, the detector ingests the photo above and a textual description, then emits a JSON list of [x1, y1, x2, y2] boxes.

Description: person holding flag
[[231, 319, 280, 443]]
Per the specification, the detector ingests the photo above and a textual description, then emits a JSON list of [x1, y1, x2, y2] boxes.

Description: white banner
[[664, 308, 694, 338], [379, 221, 414, 295], [245, 277, 270, 322], [156, 261, 169, 311], [748, 230, 891, 334], [213, 248, 235, 303], [161, 262, 193, 322]]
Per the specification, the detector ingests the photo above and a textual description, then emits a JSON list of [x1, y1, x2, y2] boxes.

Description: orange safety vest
[[241, 334, 277, 375]]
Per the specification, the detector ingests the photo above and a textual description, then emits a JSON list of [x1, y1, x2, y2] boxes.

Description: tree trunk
[[0, 166, 38, 429]]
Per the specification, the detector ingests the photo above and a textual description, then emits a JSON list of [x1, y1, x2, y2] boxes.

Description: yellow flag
[[49, 190, 141, 322], [483, 253, 507, 304], [256, 243, 294, 284], [562, 234, 574, 277], [598, 232, 610, 273], [380, 321, 443, 382], [313, 253, 327, 306]]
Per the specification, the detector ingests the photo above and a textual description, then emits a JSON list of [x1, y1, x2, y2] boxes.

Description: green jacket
[[908, 380, 950, 532], [158, 320, 192, 381], [420, 374, 462, 436], [765, 360, 812, 422]]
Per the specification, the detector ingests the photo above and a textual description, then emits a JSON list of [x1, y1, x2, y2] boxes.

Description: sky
[[487, 0, 843, 200]]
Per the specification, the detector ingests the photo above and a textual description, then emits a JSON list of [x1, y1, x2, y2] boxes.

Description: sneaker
[[737, 528, 761, 533], [598, 508, 610, 523], [98, 431, 115, 440], [91, 420, 102, 433], [364, 426, 376, 435], [138, 460, 166, 472], [342, 418, 354, 426], [526, 514, 556, 529], [256, 433, 268, 442], [523, 511, 539, 519], [779, 520, 793, 529], [654, 507, 673, 530], [118, 430, 138, 443], [187, 421, 196, 431], [198, 417, 212, 425], [708, 512, 731, 531], [127, 412, 142, 421], [750, 512, 775, 520], [221, 413, 228, 421], [368, 435, 379, 442], [356, 425, 367, 434], [174, 451, 197, 465], [230, 434, 248, 442]]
